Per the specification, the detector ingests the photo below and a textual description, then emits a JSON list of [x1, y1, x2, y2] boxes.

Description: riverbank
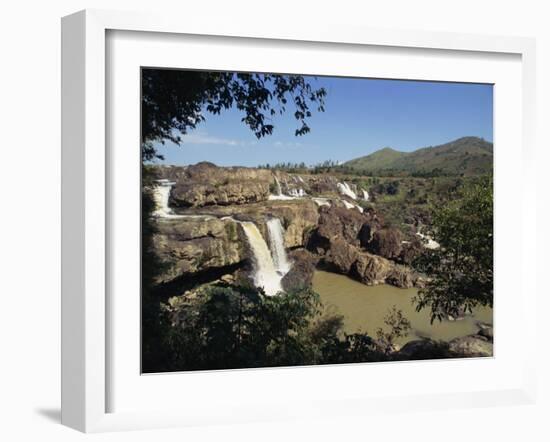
[[312, 270, 492, 345]]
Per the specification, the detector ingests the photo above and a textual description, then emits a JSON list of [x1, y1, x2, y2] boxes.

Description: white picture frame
[[61, 9, 537, 433]]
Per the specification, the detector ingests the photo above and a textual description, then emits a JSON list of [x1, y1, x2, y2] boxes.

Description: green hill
[[344, 137, 493, 176]]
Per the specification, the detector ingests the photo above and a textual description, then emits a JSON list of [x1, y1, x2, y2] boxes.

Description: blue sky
[[153, 76, 493, 167]]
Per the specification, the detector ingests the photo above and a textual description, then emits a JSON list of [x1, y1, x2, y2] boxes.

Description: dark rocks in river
[[366, 227, 403, 260], [352, 251, 417, 288], [395, 334, 493, 360], [309, 206, 368, 250], [448, 334, 493, 357], [395, 339, 452, 360], [477, 323, 494, 341], [281, 249, 319, 291], [306, 206, 420, 288], [397, 237, 424, 265]]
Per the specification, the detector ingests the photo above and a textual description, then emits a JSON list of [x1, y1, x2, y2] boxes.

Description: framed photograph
[[62, 9, 537, 432]]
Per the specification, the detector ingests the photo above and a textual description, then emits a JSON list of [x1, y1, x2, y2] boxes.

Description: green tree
[[414, 176, 493, 322], [140, 69, 327, 370], [376, 306, 412, 353], [141, 69, 327, 161], [152, 284, 385, 372]]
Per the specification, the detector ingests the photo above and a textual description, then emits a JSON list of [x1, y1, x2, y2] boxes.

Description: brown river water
[[312, 270, 492, 344]]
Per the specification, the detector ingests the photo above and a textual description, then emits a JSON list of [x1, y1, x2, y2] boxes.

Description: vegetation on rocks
[[413, 175, 494, 322]]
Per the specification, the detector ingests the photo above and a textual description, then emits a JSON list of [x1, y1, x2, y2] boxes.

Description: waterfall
[[274, 175, 283, 196], [239, 221, 284, 296], [153, 180, 177, 217], [266, 218, 291, 275], [337, 182, 357, 200], [269, 175, 296, 200], [341, 199, 364, 213], [362, 189, 369, 201], [288, 188, 307, 197], [313, 197, 330, 207]]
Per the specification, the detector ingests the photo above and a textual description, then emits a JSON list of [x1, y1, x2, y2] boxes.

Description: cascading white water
[[362, 189, 369, 201], [269, 175, 295, 200], [266, 218, 291, 275], [313, 197, 331, 207], [153, 179, 177, 217], [337, 182, 357, 200], [341, 199, 364, 213], [239, 221, 284, 296], [288, 188, 307, 197], [269, 175, 307, 200], [274, 176, 283, 196]]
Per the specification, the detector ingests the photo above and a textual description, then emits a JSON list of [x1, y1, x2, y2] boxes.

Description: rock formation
[[153, 216, 247, 284], [307, 206, 419, 288], [150, 164, 424, 291]]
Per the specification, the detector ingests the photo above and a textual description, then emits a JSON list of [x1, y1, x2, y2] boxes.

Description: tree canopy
[[414, 175, 493, 322], [141, 69, 327, 161], [145, 284, 389, 372]]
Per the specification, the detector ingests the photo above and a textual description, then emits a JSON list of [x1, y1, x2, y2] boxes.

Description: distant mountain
[[344, 137, 493, 176]]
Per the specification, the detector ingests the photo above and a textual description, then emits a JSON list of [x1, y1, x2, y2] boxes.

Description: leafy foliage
[[376, 306, 412, 353], [414, 175, 493, 322], [145, 285, 386, 372], [141, 69, 327, 161], [141, 166, 172, 369]]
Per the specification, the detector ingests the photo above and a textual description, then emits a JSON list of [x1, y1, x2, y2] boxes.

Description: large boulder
[[397, 237, 424, 265], [324, 239, 361, 274], [395, 339, 451, 360], [448, 335, 493, 357], [365, 227, 403, 260], [351, 251, 392, 285], [153, 217, 247, 284], [157, 162, 274, 208], [281, 249, 319, 291], [308, 206, 378, 253], [320, 240, 418, 288], [352, 251, 416, 288], [477, 323, 494, 341]]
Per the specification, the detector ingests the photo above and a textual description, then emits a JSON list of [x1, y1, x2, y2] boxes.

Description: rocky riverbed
[[148, 162, 492, 359], [150, 162, 428, 294]]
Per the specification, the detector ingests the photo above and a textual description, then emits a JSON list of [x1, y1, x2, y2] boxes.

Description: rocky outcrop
[[395, 339, 451, 360], [324, 239, 360, 274], [308, 206, 380, 253], [281, 249, 319, 291], [267, 201, 319, 248], [448, 335, 493, 357], [180, 199, 319, 249], [353, 252, 416, 287], [157, 162, 274, 208], [153, 216, 248, 284], [385, 333, 493, 361], [150, 164, 428, 291], [365, 227, 403, 260], [398, 237, 424, 265], [307, 206, 418, 288], [477, 323, 493, 341]]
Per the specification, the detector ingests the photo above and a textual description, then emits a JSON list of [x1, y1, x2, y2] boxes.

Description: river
[[312, 270, 492, 344]]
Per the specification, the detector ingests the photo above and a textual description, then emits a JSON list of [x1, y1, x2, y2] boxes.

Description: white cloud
[[182, 132, 244, 147]]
